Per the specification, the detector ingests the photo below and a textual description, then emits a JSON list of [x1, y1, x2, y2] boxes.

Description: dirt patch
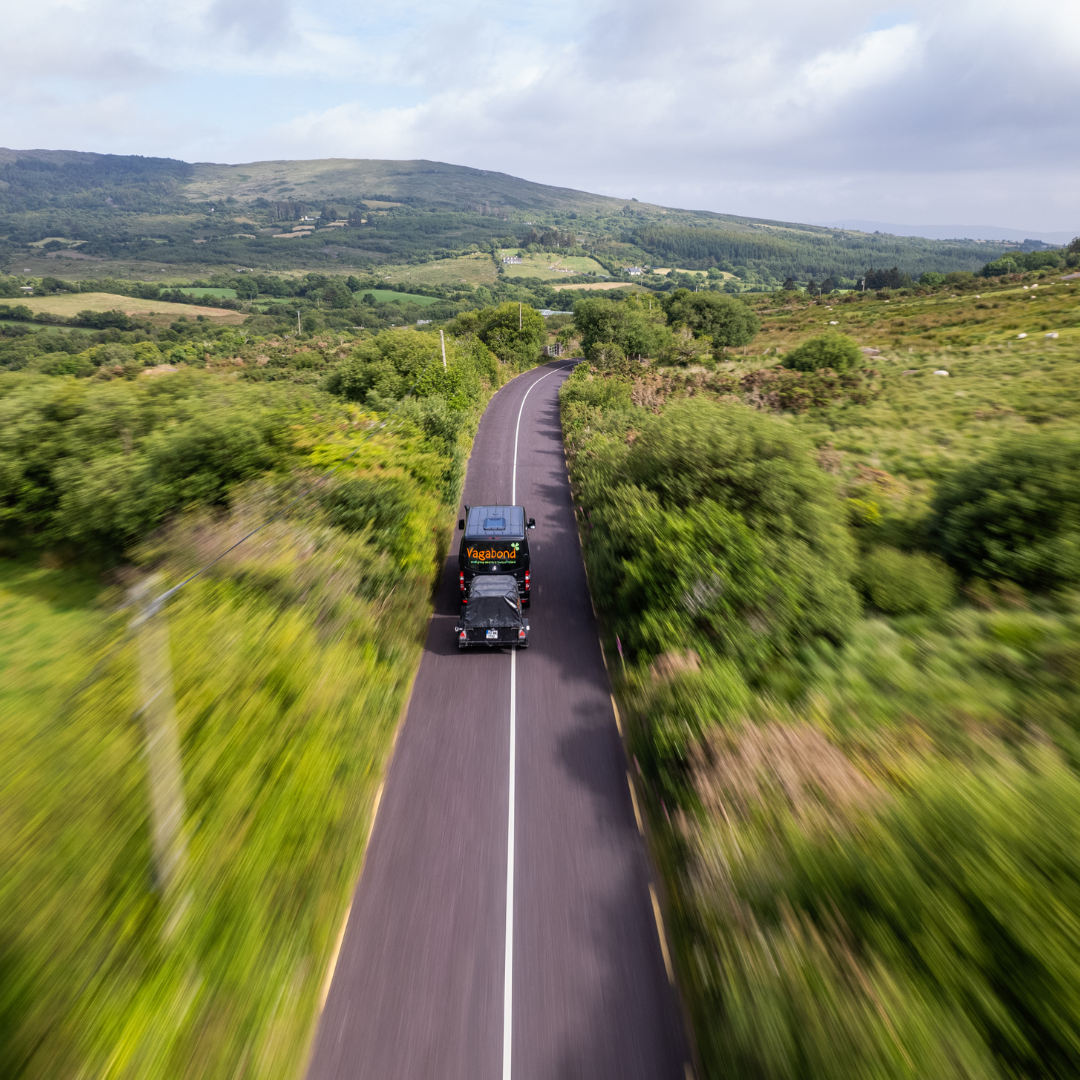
[[553, 282, 647, 292], [45, 249, 101, 260], [648, 649, 701, 683], [690, 722, 880, 827]]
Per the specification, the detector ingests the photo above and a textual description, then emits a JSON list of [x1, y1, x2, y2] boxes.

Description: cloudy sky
[[4, 0, 1078, 232]]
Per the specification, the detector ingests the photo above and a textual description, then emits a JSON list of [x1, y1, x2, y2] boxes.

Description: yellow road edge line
[[650, 883, 675, 985], [368, 781, 384, 843], [611, 694, 622, 736], [319, 901, 352, 1012], [319, 776, 384, 1013], [627, 772, 644, 835]]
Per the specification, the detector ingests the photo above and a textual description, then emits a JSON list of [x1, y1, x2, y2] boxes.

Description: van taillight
[[524, 570, 531, 591], [459, 571, 465, 591]]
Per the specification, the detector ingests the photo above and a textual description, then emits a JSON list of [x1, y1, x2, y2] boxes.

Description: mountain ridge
[[813, 219, 1076, 245], [0, 148, 1037, 282]]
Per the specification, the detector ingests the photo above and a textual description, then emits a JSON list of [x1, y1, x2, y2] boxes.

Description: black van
[[457, 504, 536, 606]]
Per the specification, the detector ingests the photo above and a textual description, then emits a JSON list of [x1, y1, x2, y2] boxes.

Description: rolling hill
[[0, 148, 1042, 284]]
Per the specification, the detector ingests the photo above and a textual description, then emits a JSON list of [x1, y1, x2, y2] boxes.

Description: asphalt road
[[306, 361, 689, 1080]]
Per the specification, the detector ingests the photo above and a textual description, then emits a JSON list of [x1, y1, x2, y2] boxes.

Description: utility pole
[[129, 576, 187, 906], [440, 328, 447, 371], [519, 302, 522, 331], [297, 310, 302, 335]]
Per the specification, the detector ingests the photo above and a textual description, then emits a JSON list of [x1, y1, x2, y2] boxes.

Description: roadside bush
[[587, 341, 629, 371], [0, 374, 296, 556], [25, 352, 95, 377], [573, 296, 670, 360], [320, 475, 416, 560], [475, 301, 546, 366], [685, 751, 1080, 1080], [561, 271, 1080, 1080], [576, 399, 860, 668], [662, 288, 760, 347], [324, 329, 492, 410], [858, 546, 957, 615], [781, 330, 862, 373], [322, 476, 410, 534], [49, 410, 278, 550], [931, 430, 1080, 589], [413, 356, 482, 410]]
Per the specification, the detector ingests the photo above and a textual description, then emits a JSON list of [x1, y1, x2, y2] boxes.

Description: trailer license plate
[[486, 629, 498, 640]]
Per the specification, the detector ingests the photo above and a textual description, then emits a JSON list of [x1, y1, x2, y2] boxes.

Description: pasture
[[372, 254, 500, 287], [499, 250, 607, 280], [746, 278, 1080, 352], [357, 288, 443, 306], [7, 292, 244, 322], [553, 281, 649, 292], [172, 287, 238, 298]]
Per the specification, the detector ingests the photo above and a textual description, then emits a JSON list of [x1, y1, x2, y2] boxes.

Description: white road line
[[502, 647, 516, 1080], [511, 364, 565, 504], [504, 363, 567, 1080]]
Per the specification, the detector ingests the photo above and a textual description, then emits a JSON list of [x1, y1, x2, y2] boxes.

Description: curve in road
[[306, 361, 689, 1080]]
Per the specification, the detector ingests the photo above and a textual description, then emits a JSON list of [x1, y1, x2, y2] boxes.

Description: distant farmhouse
[[502, 255, 523, 264], [623, 266, 644, 275]]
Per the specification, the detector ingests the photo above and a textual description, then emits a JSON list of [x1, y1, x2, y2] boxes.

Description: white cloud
[[3, 0, 1079, 229]]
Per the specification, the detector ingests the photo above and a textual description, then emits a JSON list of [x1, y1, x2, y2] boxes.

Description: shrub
[[578, 399, 860, 667], [781, 331, 863, 373], [982, 257, 1019, 278], [686, 753, 1080, 1080], [931, 430, 1080, 589], [322, 476, 410, 534], [476, 301, 546, 365], [324, 330, 442, 407], [858, 546, 957, 615], [588, 341, 627, 370], [25, 352, 95, 377], [944, 270, 975, 286], [661, 289, 760, 347], [320, 476, 416, 559], [0, 375, 291, 556], [572, 296, 670, 360]]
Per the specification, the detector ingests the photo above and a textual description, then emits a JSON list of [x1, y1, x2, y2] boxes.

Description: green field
[[358, 289, 442, 306], [1, 292, 241, 321], [372, 254, 501, 287], [172, 287, 237, 298], [747, 278, 1080, 353], [0, 320, 98, 335], [499, 250, 608, 280]]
